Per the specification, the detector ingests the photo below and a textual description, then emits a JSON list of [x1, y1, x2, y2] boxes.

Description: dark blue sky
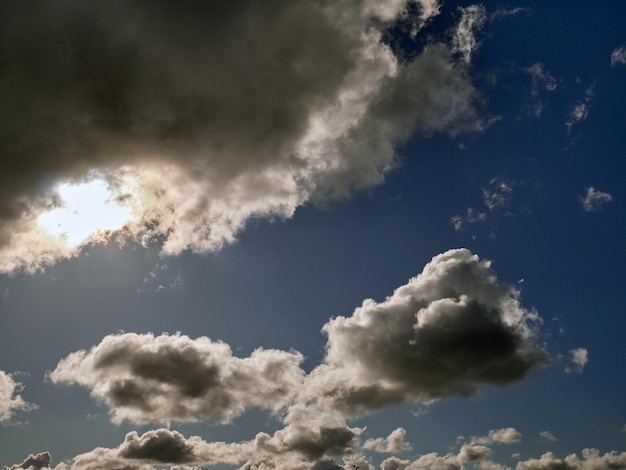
[[0, 2, 625, 469]]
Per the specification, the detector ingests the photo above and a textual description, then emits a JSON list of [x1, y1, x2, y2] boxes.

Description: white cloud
[[517, 449, 626, 470], [611, 47, 626, 65], [452, 5, 487, 64], [0, 370, 36, 423], [524, 64, 557, 117], [364, 428, 412, 453], [539, 431, 557, 442], [566, 84, 594, 133], [0, 0, 487, 274], [565, 348, 589, 375], [488, 427, 523, 444], [490, 7, 532, 22], [302, 249, 548, 416], [49, 332, 304, 424], [579, 187, 613, 212]]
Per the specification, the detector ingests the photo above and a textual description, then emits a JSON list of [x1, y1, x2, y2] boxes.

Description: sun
[[37, 177, 134, 247]]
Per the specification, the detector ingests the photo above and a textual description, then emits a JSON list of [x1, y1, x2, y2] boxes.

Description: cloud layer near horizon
[[41, 248, 556, 468], [0, 0, 485, 273]]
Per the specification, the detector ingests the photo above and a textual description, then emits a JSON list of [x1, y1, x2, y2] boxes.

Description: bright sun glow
[[38, 178, 133, 247]]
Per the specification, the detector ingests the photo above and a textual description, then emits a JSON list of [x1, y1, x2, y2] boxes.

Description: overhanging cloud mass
[[0, 0, 484, 273]]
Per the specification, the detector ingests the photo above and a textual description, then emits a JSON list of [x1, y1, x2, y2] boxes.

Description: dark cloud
[[49, 332, 304, 424], [0, 0, 484, 273], [118, 429, 195, 463], [2, 452, 51, 470], [304, 249, 548, 415]]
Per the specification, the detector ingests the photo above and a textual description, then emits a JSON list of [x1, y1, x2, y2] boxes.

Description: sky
[[0, 1, 625, 469]]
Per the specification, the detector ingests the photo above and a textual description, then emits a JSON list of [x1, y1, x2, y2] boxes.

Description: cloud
[[0, 370, 37, 423], [524, 64, 557, 117], [579, 187, 613, 212], [451, 5, 487, 64], [49, 332, 304, 424], [539, 431, 557, 442], [303, 249, 548, 416], [566, 85, 594, 134], [516, 449, 626, 470], [490, 7, 532, 22], [0, 0, 486, 274], [2, 452, 52, 470], [364, 428, 412, 453], [451, 177, 526, 235], [565, 348, 589, 375], [473, 427, 522, 445], [611, 47, 626, 65]]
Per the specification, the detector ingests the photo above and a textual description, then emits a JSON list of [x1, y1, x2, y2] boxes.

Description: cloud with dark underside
[[0, 0, 486, 273], [49, 332, 304, 424], [301, 248, 548, 416]]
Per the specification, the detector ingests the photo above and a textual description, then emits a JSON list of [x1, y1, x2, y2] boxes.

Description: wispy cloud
[[611, 47, 626, 65], [539, 430, 558, 442], [566, 84, 594, 134], [579, 187, 613, 212], [524, 63, 557, 117]]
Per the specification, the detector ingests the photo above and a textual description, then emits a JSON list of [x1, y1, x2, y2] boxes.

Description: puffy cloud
[[473, 427, 522, 445], [2, 452, 52, 470], [579, 187, 613, 212], [49, 332, 304, 424], [0, 370, 36, 423], [565, 348, 589, 375], [516, 449, 626, 470], [363, 428, 412, 453], [303, 249, 548, 416], [0, 0, 485, 274], [611, 47, 626, 65]]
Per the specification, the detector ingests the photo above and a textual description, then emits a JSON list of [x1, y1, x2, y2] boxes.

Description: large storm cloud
[[0, 0, 485, 273]]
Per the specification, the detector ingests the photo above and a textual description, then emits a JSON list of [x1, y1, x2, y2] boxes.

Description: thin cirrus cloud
[[0, 0, 487, 274], [579, 187, 613, 212]]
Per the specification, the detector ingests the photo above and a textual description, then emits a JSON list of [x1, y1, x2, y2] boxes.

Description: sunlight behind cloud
[[38, 178, 133, 247]]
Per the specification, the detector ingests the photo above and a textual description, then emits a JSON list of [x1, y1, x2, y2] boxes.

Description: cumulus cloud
[[2, 452, 52, 470], [364, 428, 412, 453], [0, 0, 486, 274], [473, 427, 522, 445], [516, 448, 626, 470], [49, 332, 304, 424], [579, 187, 613, 212], [565, 348, 589, 375], [0, 370, 36, 423], [611, 47, 626, 65], [302, 249, 548, 416]]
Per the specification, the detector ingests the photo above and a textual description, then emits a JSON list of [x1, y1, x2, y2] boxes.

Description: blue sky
[[0, 1, 625, 469]]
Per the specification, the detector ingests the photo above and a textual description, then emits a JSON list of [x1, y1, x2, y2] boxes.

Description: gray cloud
[[579, 187, 613, 212], [472, 427, 522, 445], [303, 249, 548, 416], [2, 452, 52, 470], [524, 63, 557, 117], [0, 370, 36, 423], [49, 332, 304, 424], [0, 0, 485, 274]]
